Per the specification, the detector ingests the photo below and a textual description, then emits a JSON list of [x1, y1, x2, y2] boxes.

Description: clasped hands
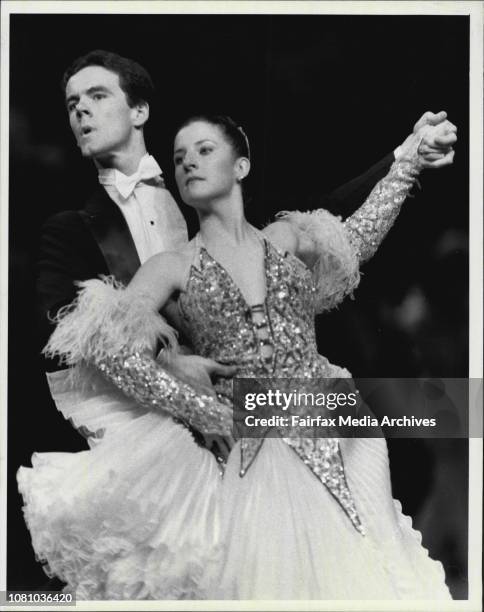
[[395, 110, 457, 168]]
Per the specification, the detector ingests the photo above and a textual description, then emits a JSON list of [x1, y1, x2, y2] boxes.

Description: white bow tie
[[112, 155, 163, 199]]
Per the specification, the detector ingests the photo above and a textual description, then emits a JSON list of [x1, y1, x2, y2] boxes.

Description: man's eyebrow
[[65, 85, 111, 106], [65, 93, 79, 106]]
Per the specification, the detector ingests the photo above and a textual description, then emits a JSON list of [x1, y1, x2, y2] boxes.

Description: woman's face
[[173, 121, 241, 207]]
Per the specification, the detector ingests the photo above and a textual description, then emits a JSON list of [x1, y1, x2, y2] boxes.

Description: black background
[[8, 13, 469, 598]]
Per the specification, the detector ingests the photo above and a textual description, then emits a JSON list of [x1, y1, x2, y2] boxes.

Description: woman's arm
[[342, 153, 421, 264], [264, 128, 433, 312], [44, 252, 234, 436]]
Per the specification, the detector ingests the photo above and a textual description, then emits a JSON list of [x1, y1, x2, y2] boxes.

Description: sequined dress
[[177, 233, 451, 600], [18, 150, 452, 600]]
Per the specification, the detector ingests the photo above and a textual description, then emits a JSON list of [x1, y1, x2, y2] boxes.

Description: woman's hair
[[176, 114, 250, 160], [61, 49, 155, 108]]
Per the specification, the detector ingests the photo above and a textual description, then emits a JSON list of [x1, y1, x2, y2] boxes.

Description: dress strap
[[190, 233, 204, 270], [256, 225, 287, 257], [251, 226, 275, 251]]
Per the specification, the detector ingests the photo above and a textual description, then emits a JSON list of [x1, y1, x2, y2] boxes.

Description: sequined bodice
[[178, 235, 364, 535], [178, 236, 332, 396]]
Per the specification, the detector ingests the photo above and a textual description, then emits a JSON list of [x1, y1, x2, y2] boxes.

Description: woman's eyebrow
[[174, 139, 217, 155]]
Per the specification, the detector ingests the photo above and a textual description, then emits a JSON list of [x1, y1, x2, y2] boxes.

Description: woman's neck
[[197, 194, 252, 247]]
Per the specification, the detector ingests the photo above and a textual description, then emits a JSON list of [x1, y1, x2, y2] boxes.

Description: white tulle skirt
[[17, 370, 223, 600], [18, 372, 452, 601], [214, 437, 451, 600]]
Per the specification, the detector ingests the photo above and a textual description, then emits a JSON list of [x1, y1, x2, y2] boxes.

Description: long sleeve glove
[[277, 133, 424, 312], [344, 155, 422, 264], [43, 276, 233, 436]]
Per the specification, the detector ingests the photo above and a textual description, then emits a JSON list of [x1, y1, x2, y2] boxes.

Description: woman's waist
[[197, 340, 322, 369], [212, 353, 349, 401]]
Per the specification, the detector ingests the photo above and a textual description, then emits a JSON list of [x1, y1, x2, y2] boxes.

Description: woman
[[18, 115, 452, 600]]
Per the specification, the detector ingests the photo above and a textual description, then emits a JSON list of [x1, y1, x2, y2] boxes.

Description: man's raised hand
[[395, 110, 457, 169]]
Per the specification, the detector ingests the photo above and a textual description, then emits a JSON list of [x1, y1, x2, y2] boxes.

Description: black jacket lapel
[[81, 189, 141, 285]]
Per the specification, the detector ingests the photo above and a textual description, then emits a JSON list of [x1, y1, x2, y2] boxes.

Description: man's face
[[65, 66, 138, 161]]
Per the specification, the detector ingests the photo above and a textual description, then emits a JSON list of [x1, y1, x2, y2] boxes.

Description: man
[[38, 50, 236, 388], [39, 52, 183, 353], [37, 49, 456, 447]]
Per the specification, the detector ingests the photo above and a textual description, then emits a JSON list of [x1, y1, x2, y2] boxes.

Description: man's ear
[[132, 101, 149, 128]]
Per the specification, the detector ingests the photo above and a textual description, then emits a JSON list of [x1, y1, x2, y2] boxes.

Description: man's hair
[[61, 49, 155, 107]]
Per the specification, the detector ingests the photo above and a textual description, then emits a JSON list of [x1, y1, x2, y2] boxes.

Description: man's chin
[[79, 146, 114, 167], [78, 142, 106, 159], [79, 145, 97, 158]]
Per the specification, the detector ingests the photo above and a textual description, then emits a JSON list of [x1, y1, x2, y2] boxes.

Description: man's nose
[[75, 98, 91, 119]]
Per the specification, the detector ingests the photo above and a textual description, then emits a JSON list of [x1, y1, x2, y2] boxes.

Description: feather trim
[[43, 276, 179, 369], [277, 209, 360, 313]]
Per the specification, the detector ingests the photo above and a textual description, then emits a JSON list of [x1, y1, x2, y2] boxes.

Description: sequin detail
[[178, 241, 320, 380], [344, 158, 421, 263], [283, 438, 365, 535], [179, 239, 365, 534], [97, 349, 232, 436], [240, 438, 267, 476]]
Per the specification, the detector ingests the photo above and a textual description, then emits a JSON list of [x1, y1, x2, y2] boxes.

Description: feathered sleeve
[[276, 208, 361, 313], [43, 276, 232, 436], [277, 133, 424, 313]]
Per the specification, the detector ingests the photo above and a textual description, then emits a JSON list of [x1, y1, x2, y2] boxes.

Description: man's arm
[[321, 152, 395, 214], [37, 211, 106, 368], [322, 111, 456, 216]]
